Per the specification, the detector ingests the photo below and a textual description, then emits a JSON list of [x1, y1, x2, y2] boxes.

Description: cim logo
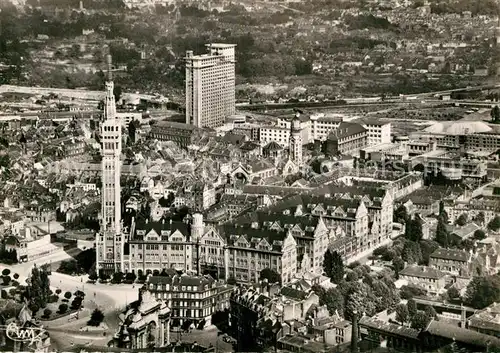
[[5, 322, 46, 345]]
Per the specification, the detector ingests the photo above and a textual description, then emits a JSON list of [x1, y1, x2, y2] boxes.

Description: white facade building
[[185, 43, 236, 129], [97, 55, 124, 274], [362, 120, 392, 146], [116, 111, 142, 127]]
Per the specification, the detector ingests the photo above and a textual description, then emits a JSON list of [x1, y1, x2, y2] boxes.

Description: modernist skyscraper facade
[[185, 43, 236, 129], [96, 55, 124, 274]]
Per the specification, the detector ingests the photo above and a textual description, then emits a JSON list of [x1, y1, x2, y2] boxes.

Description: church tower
[[289, 112, 303, 166], [96, 55, 123, 274]]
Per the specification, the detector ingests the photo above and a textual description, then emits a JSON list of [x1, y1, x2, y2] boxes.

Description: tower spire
[[106, 54, 113, 82]]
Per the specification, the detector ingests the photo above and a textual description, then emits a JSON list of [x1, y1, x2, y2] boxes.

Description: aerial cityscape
[[0, 0, 500, 352]]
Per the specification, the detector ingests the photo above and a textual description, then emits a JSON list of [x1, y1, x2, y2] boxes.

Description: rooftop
[[359, 316, 420, 340], [399, 265, 446, 279], [430, 248, 469, 262]]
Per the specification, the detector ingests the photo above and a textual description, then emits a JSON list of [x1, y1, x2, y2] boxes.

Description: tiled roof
[[218, 224, 287, 252], [249, 159, 276, 173], [446, 223, 480, 239], [133, 219, 190, 240], [263, 141, 283, 151], [147, 274, 215, 287], [430, 248, 469, 262], [399, 265, 445, 279], [359, 316, 420, 339], [326, 122, 366, 141], [280, 286, 308, 301], [425, 319, 500, 348], [154, 121, 198, 131]]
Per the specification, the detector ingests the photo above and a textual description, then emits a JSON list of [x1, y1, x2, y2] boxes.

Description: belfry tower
[[289, 112, 303, 166], [96, 55, 123, 274]]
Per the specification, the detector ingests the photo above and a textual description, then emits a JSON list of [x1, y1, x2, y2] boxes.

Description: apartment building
[[149, 121, 202, 148], [185, 43, 236, 129], [125, 217, 200, 274], [144, 273, 233, 327], [399, 266, 447, 295], [259, 114, 342, 147], [48, 136, 85, 158], [362, 120, 391, 146], [323, 122, 368, 156], [444, 197, 500, 226], [412, 120, 500, 152], [309, 113, 343, 141], [116, 111, 142, 127], [259, 125, 291, 148], [409, 150, 488, 179], [429, 248, 470, 276], [360, 142, 408, 162]]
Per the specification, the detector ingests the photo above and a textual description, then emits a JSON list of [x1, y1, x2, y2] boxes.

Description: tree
[[88, 271, 98, 282], [319, 288, 344, 316], [488, 216, 500, 232], [405, 218, 423, 242], [491, 105, 500, 123], [424, 305, 437, 321], [260, 268, 281, 284], [55, 289, 62, 295], [64, 291, 72, 300], [125, 272, 137, 283], [13, 273, 19, 280], [419, 239, 440, 265], [455, 214, 468, 227], [2, 269, 10, 276], [447, 286, 460, 301], [58, 303, 68, 314], [395, 304, 409, 324], [473, 229, 486, 240], [438, 201, 448, 223], [400, 285, 426, 300], [88, 308, 105, 326], [473, 212, 485, 225], [345, 270, 359, 282], [28, 303, 39, 315], [402, 241, 422, 265], [26, 265, 50, 309], [111, 272, 124, 284], [435, 217, 450, 248], [71, 296, 83, 310], [42, 308, 52, 318], [411, 311, 430, 330], [407, 298, 417, 318], [323, 249, 344, 284], [113, 85, 122, 102], [392, 257, 405, 279], [464, 275, 500, 309], [343, 282, 377, 320], [2, 276, 11, 285]]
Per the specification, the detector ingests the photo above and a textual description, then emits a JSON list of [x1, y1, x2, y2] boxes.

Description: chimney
[[351, 310, 359, 353], [461, 303, 467, 328]]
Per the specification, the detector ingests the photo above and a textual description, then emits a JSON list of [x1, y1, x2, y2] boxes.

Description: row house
[[125, 217, 198, 274], [149, 121, 203, 148], [172, 181, 216, 211], [144, 272, 233, 327], [429, 248, 471, 277], [230, 280, 320, 352], [231, 193, 371, 276], [444, 197, 500, 226], [399, 265, 447, 295], [49, 136, 86, 158]]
